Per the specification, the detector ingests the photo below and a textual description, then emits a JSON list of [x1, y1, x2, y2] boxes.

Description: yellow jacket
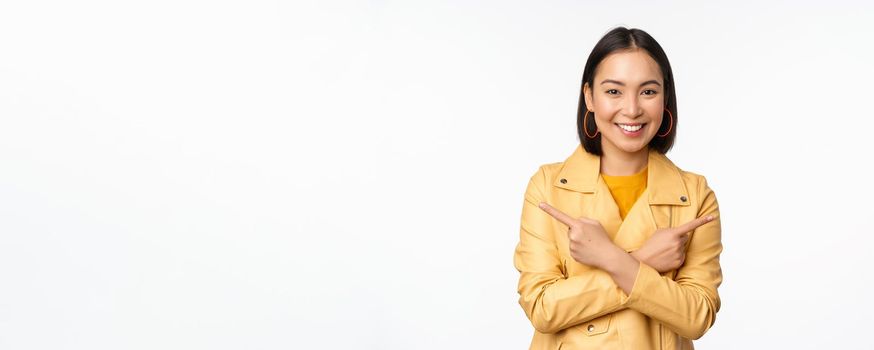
[[513, 146, 723, 350]]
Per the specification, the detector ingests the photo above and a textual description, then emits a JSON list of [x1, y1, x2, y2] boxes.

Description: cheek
[[645, 103, 665, 127], [655, 112, 669, 129], [593, 114, 615, 131], [591, 105, 618, 125], [650, 114, 664, 129]]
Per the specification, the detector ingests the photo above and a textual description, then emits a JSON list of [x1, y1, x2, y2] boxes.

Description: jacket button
[[680, 195, 687, 202], [587, 324, 595, 332], [560, 178, 567, 184]]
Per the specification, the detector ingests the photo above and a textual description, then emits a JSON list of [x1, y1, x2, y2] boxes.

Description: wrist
[[629, 248, 648, 263], [602, 247, 640, 295], [602, 245, 636, 274]]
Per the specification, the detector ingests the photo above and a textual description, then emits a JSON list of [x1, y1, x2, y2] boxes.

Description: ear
[[583, 82, 593, 112]]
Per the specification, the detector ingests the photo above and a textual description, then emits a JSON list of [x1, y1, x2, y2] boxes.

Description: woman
[[513, 27, 723, 349]]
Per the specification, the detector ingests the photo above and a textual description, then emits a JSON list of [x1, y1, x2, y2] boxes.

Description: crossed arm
[[513, 169, 723, 338]]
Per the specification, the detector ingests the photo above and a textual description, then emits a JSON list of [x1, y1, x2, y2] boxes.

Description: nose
[[621, 94, 643, 118]]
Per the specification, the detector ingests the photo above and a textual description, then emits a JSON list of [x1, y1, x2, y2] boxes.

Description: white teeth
[[617, 124, 643, 132]]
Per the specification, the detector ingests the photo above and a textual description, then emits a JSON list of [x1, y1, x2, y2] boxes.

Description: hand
[[630, 215, 715, 273], [538, 202, 621, 270]]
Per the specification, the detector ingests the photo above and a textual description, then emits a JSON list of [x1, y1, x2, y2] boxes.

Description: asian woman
[[513, 27, 723, 349]]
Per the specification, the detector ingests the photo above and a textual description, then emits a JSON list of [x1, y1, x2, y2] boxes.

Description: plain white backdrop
[[1, 1, 873, 349]]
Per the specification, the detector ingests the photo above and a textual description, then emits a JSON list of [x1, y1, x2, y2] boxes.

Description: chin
[[613, 140, 651, 154], [618, 145, 649, 153]]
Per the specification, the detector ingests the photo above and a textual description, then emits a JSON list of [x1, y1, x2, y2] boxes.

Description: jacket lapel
[[553, 146, 623, 241], [615, 150, 692, 249], [553, 146, 691, 251]]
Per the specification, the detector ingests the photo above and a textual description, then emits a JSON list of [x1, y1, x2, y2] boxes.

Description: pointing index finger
[[538, 202, 576, 227], [673, 215, 715, 235]]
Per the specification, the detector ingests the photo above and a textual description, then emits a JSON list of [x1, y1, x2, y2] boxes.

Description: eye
[[606, 89, 620, 95], [642, 89, 658, 96]]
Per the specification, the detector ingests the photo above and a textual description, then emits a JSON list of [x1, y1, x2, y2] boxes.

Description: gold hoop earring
[[583, 110, 599, 139], [658, 108, 673, 137]]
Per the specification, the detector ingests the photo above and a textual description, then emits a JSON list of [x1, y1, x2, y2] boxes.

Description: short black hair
[[577, 27, 677, 155]]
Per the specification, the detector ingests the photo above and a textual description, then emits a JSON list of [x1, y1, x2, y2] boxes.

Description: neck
[[600, 146, 649, 176]]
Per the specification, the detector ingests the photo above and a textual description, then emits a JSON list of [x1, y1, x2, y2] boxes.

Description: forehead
[[594, 49, 663, 83]]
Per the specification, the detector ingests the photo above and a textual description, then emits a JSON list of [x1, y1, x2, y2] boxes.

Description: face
[[584, 49, 665, 156]]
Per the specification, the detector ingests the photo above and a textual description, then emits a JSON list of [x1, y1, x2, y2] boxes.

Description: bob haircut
[[577, 27, 678, 155]]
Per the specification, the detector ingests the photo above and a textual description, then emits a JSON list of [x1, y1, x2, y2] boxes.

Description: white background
[[1, 1, 873, 349]]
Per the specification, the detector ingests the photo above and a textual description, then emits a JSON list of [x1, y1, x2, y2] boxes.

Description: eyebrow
[[600, 79, 662, 87]]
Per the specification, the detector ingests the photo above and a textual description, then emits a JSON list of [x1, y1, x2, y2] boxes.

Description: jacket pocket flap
[[581, 314, 612, 336]]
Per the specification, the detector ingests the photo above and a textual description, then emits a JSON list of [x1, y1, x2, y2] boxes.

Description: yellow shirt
[[601, 166, 648, 220]]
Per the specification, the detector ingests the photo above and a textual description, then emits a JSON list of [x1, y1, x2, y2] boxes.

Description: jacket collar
[[553, 145, 690, 206]]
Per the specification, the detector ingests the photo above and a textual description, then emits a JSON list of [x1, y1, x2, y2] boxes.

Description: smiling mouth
[[616, 123, 646, 132]]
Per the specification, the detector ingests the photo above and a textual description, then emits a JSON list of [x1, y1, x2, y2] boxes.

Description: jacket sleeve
[[619, 176, 723, 339], [514, 166, 628, 334]]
